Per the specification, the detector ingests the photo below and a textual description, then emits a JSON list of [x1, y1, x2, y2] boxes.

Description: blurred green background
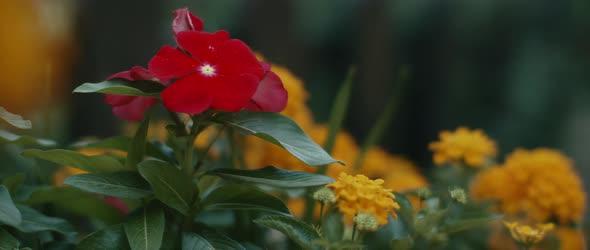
[[1, 0, 590, 215]]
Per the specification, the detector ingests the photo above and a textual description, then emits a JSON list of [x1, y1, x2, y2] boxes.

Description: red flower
[[104, 66, 166, 122], [172, 8, 203, 36], [148, 30, 264, 114], [245, 61, 288, 112], [103, 196, 129, 214]]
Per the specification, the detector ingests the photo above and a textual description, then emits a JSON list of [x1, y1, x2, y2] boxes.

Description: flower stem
[[351, 222, 357, 241], [319, 203, 325, 223]]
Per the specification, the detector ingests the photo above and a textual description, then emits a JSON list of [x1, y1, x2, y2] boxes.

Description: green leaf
[[0, 107, 31, 129], [77, 224, 130, 250], [318, 66, 356, 175], [21, 149, 131, 173], [0, 130, 55, 146], [199, 231, 245, 250], [439, 214, 503, 234], [394, 192, 414, 233], [200, 184, 290, 215], [15, 205, 75, 234], [23, 187, 123, 223], [124, 202, 165, 250], [126, 111, 151, 169], [2, 173, 26, 194], [414, 209, 448, 235], [254, 215, 321, 250], [63, 172, 152, 199], [138, 160, 195, 215], [182, 233, 214, 250], [72, 136, 174, 163], [214, 112, 340, 166], [73, 79, 162, 97], [0, 227, 19, 249], [209, 166, 334, 188], [0, 185, 21, 226]]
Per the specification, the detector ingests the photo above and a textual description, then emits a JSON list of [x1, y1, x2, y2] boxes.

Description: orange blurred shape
[[0, 0, 73, 113]]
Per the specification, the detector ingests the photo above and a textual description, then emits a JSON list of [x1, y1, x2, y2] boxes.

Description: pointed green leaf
[[201, 184, 290, 215], [124, 203, 165, 250], [23, 187, 123, 223], [214, 112, 340, 166], [254, 215, 321, 250], [209, 166, 334, 188], [73, 79, 162, 97], [21, 149, 131, 173], [138, 160, 195, 215], [0, 185, 21, 226], [72, 136, 174, 163], [77, 224, 130, 250], [63, 172, 151, 199], [0, 107, 31, 129], [126, 112, 151, 169], [182, 233, 214, 250], [2, 173, 26, 194], [0, 130, 55, 146], [15, 205, 75, 234], [440, 214, 503, 234], [0, 227, 19, 250]]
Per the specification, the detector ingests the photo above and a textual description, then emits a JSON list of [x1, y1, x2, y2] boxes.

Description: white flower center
[[199, 64, 216, 77]]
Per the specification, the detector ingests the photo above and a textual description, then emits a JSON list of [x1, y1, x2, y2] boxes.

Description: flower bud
[[354, 212, 379, 232], [313, 187, 336, 204], [416, 187, 432, 200], [449, 188, 467, 204]]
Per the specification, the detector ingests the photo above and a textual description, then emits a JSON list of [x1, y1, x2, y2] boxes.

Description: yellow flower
[[503, 221, 554, 247], [556, 226, 586, 250], [360, 147, 428, 192], [429, 127, 497, 167], [327, 173, 400, 226], [471, 148, 586, 223]]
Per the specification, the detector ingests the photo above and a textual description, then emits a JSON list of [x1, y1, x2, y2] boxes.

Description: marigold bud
[[354, 212, 379, 232], [313, 187, 336, 204], [449, 188, 467, 204]]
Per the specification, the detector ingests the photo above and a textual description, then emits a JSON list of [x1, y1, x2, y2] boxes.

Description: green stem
[[194, 125, 225, 171], [303, 191, 316, 223], [351, 223, 357, 241], [167, 110, 187, 135], [319, 203, 325, 223]]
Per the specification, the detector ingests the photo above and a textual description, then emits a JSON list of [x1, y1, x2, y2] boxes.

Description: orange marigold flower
[[429, 127, 497, 167], [503, 221, 554, 247], [327, 173, 400, 226]]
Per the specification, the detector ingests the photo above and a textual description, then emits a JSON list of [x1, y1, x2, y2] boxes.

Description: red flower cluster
[[105, 8, 287, 121]]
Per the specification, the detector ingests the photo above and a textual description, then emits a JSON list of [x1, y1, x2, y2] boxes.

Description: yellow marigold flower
[[471, 148, 586, 223], [556, 226, 586, 250], [327, 173, 400, 226], [503, 221, 554, 247], [360, 147, 428, 192], [429, 127, 497, 167]]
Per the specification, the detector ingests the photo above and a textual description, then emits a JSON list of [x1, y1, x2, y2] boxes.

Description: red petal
[[176, 31, 229, 64], [217, 39, 264, 78], [245, 71, 288, 112], [103, 197, 129, 214], [209, 74, 259, 111], [161, 73, 212, 114], [104, 94, 134, 106], [110, 96, 157, 122], [148, 45, 198, 80], [172, 8, 204, 36]]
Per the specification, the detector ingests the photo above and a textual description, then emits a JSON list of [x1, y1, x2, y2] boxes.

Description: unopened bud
[[449, 188, 467, 204], [354, 212, 379, 232], [313, 187, 336, 204]]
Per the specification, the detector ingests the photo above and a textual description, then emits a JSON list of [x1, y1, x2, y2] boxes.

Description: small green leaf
[[182, 233, 214, 250], [138, 160, 195, 215], [254, 215, 321, 250], [2, 173, 26, 193], [209, 166, 334, 188], [15, 205, 75, 234], [73, 79, 162, 97], [124, 202, 165, 250], [0, 185, 21, 226], [214, 112, 340, 166], [63, 172, 152, 199], [72, 136, 174, 163], [21, 149, 131, 173], [439, 214, 503, 234], [200, 184, 290, 215], [199, 231, 245, 250], [23, 187, 123, 223], [126, 111, 151, 169], [0, 130, 55, 146], [0, 107, 31, 129], [414, 209, 448, 235], [0, 226, 19, 249], [77, 224, 130, 250]]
